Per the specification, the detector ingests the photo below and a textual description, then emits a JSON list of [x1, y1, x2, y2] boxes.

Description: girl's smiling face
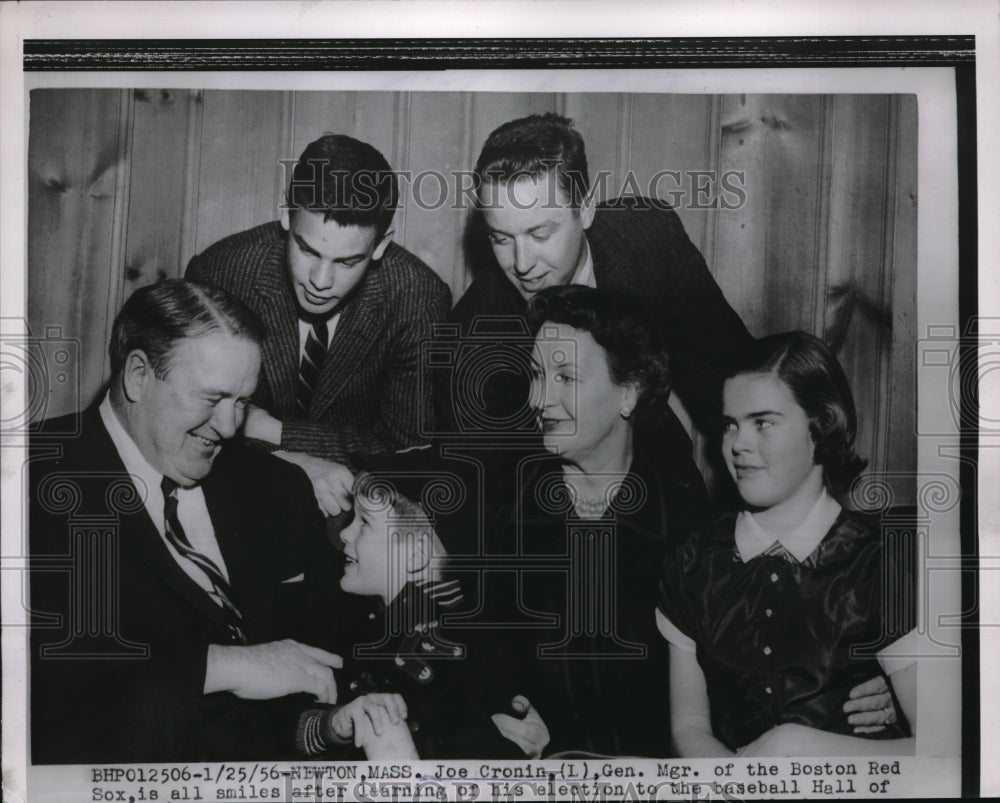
[[722, 371, 823, 512]]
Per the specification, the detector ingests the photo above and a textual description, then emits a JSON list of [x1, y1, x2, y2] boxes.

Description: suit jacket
[[187, 222, 452, 462], [29, 404, 337, 763], [447, 197, 753, 436]]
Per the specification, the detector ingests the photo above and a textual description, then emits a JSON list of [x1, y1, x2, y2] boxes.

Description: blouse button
[[763, 646, 772, 656], [770, 572, 779, 583], [765, 686, 773, 694], [765, 608, 773, 617]]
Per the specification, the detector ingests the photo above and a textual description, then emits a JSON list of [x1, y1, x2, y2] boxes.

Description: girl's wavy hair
[[725, 331, 868, 494], [525, 285, 671, 434]]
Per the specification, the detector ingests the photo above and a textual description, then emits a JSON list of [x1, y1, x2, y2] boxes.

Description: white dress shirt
[[569, 242, 596, 288], [100, 394, 231, 599]]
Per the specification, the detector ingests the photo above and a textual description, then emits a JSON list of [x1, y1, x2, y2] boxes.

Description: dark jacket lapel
[[588, 223, 639, 294], [252, 242, 301, 413], [309, 255, 387, 420], [80, 405, 238, 639], [200, 465, 262, 632]]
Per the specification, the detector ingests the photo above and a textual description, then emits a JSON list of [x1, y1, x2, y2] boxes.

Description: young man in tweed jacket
[[188, 134, 451, 513]]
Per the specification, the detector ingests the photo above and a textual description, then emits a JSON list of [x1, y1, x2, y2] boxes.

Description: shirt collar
[[734, 488, 842, 564], [99, 393, 163, 510], [569, 242, 596, 288]]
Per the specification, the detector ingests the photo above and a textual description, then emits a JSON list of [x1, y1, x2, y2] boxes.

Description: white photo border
[[2, 2, 996, 801]]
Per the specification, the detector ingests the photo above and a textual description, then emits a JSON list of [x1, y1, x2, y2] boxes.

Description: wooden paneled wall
[[27, 89, 918, 503]]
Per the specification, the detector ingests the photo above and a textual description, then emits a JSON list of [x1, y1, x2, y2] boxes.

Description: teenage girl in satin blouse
[[657, 332, 916, 757]]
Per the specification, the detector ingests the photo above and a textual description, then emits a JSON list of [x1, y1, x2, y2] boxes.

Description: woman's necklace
[[564, 471, 626, 519]]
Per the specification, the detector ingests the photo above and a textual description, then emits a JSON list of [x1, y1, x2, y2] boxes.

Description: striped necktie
[[297, 318, 329, 415], [161, 477, 247, 644]]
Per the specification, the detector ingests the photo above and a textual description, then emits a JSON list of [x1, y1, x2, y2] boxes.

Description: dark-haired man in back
[[188, 134, 451, 514], [443, 113, 753, 494]]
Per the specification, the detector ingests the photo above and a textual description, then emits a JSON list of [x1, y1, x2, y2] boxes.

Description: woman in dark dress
[[485, 285, 708, 757], [658, 332, 916, 757]]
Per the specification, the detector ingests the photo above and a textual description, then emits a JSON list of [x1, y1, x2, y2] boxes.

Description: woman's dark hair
[[724, 331, 868, 494], [525, 284, 670, 433]]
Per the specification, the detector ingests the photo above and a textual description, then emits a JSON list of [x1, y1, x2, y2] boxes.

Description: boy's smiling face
[[340, 490, 433, 603]]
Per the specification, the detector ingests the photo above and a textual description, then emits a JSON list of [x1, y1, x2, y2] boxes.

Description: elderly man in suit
[[188, 133, 451, 514], [30, 280, 345, 763], [440, 113, 753, 495]]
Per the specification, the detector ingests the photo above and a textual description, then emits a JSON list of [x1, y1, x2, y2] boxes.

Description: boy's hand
[[355, 715, 420, 760], [329, 693, 408, 746], [492, 695, 550, 758], [273, 451, 355, 516]]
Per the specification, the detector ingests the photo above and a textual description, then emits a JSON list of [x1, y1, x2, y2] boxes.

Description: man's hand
[[330, 694, 409, 747], [205, 639, 342, 703], [244, 404, 282, 445], [491, 695, 550, 758], [355, 716, 419, 760], [844, 675, 896, 733], [274, 451, 354, 517]]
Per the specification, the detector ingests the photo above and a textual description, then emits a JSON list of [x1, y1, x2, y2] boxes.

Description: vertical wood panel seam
[[879, 96, 900, 476], [393, 92, 412, 248], [814, 96, 835, 340], [102, 88, 135, 384], [702, 95, 723, 274], [614, 95, 634, 199], [454, 92, 476, 300], [278, 91, 296, 211], [178, 89, 204, 267], [555, 93, 567, 118]]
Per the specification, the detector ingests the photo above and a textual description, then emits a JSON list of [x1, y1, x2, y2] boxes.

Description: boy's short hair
[[474, 112, 590, 208], [351, 450, 480, 559], [352, 470, 450, 564], [286, 133, 398, 235]]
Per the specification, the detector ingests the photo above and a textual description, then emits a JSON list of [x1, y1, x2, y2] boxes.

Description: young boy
[[295, 466, 548, 759]]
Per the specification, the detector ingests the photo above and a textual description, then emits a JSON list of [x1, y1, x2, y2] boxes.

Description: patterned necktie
[[297, 318, 329, 415], [161, 477, 247, 644]]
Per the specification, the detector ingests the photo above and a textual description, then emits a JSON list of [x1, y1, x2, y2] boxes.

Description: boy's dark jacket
[[322, 579, 526, 760]]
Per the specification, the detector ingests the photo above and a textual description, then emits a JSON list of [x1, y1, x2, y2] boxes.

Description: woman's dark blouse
[[657, 509, 915, 751], [487, 452, 707, 757]]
